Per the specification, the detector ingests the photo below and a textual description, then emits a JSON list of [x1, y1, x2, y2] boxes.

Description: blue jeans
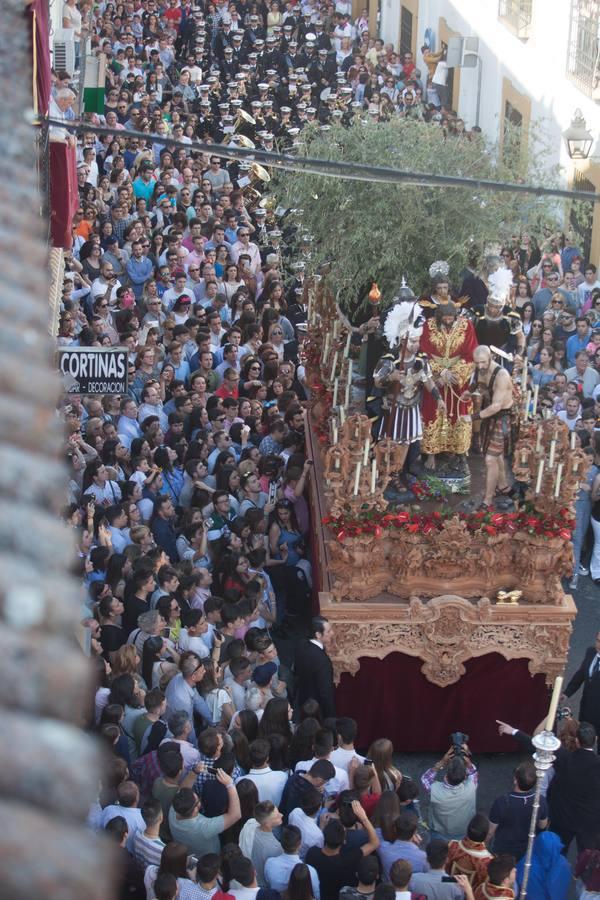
[[573, 497, 592, 575]]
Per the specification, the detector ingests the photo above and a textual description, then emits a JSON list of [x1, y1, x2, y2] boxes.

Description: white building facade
[[379, 0, 600, 262]]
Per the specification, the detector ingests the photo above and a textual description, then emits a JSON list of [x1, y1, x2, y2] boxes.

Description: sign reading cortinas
[[57, 347, 128, 395]]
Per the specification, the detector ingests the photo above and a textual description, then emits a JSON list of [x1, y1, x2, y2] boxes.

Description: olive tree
[[277, 116, 562, 314]]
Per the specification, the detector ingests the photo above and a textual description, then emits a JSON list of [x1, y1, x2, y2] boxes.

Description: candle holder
[[323, 416, 402, 516], [512, 420, 590, 517]]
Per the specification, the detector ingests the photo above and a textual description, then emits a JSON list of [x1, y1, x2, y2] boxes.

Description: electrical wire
[[42, 116, 600, 203]]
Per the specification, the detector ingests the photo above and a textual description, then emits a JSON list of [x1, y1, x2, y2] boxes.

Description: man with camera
[[420, 735, 478, 841]]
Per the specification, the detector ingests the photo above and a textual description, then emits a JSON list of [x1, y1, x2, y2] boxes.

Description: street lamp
[[563, 109, 594, 160]]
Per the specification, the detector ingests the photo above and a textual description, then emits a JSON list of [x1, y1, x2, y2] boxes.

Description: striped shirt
[[133, 830, 165, 870]]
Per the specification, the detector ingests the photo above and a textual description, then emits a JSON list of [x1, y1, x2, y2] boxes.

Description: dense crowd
[[50, 0, 600, 898]]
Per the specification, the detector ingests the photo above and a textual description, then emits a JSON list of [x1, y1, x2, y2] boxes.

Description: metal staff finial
[[518, 731, 561, 898]]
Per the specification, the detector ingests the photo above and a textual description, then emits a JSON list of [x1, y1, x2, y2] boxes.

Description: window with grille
[[498, 0, 533, 40], [400, 7, 413, 59], [566, 0, 600, 97]]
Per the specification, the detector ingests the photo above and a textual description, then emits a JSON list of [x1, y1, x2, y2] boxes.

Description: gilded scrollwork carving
[[328, 595, 575, 689], [326, 529, 569, 605]]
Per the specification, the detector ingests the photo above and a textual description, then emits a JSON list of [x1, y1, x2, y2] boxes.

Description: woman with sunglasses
[[526, 319, 544, 361], [239, 357, 263, 397]]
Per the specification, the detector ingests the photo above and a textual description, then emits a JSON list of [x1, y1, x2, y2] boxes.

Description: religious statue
[[462, 345, 519, 508], [373, 336, 445, 479], [419, 260, 468, 320], [419, 302, 478, 473], [474, 259, 525, 362]]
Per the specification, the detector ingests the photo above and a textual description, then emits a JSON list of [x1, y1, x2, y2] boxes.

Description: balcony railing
[[566, 0, 600, 98], [498, 0, 533, 40]]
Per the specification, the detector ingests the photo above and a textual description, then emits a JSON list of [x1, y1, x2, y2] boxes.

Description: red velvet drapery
[[335, 651, 549, 753], [50, 142, 78, 249]]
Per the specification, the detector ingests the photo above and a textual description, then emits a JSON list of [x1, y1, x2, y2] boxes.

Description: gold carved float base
[[320, 592, 576, 689], [326, 518, 573, 606]]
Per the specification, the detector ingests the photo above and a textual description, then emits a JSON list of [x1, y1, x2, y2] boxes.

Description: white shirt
[[63, 1, 82, 34], [117, 415, 142, 450], [100, 805, 144, 851], [432, 60, 448, 86], [137, 402, 168, 431], [589, 653, 600, 678], [159, 737, 201, 771], [85, 480, 122, 504], [179, 628, 211, 659], [237, 767, 288, 806], [230, 240, 262, 275], [162, 286, 195, 312], [330, 747, 365, 773], [288, 808, 324, 859], [294, 758, 349, 796], [91, 276, 121, 303], [230, 890, 260, 900]]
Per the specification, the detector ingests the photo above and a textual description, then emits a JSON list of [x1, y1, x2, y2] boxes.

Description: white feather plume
[[488, 267, 514, 303], [384, 301, 424, 347], [429, 260, 450, 279]]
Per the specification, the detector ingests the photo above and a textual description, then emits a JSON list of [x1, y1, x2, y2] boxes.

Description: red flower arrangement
[[323, 505, 574, 543]]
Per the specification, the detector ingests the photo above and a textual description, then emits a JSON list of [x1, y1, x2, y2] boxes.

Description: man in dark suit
[[548, 722, 600, 853], [293, 616, 336, 718], [564, 631, 600, 734]]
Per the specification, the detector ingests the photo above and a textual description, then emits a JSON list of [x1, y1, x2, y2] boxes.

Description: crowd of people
[[48, 0, 600, 898]]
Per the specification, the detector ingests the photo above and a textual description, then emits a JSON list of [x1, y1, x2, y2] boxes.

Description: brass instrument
[[250, 162, 271, 183], [240, 163, 271, 205], [233, 134, 256, 149], [235, 107, 256, 126]]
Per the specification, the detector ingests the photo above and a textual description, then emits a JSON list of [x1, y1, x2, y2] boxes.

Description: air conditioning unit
[[447, 36, 479, 68], [53, 38, 76, 74]]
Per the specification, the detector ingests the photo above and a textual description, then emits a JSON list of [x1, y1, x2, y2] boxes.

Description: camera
[[450, 731, 469, 758]]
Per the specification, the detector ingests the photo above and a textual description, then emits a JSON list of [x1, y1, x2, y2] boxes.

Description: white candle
[[535, 426, 542, 453], [363, 438, 370, 466], [332, 377, 339, 408], [535, 459, 544, 494], [333, 320, 339, 340], [545, 676, 564, 732], [353, 462, 361, 495], [548, 439, 556, 469], [553, 462, 563, 498], [344, 379, 351, 409], [330, 351, 339, 382], [335, 456, 340, 470], [573, 459, 580, 474], [370, 459, 377, 494], [332, 422, 338, 445], [522, 356, 528, 389], [532, 384, 539, 417], [570, 431, 577, 450], [525, 390, 531, 418], [339, 406, 346, 426], [347, 359, 353, 385], [343, 331, 352, 358], [323, 333, 330, 361]]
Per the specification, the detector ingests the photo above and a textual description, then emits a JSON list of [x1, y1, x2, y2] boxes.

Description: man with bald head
[[462, 346, 517, 508]]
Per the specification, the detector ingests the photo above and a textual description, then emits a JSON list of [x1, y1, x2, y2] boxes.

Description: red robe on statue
[[419, 316, 478, 455]]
